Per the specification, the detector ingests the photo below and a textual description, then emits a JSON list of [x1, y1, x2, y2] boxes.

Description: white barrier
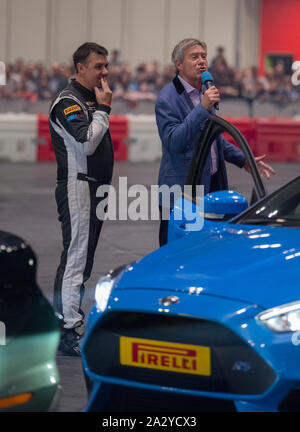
[[1, 112, 300, 163], [0, 113, 163, 163], [0, 114, 37, 162], [127, 115, 162, 162]]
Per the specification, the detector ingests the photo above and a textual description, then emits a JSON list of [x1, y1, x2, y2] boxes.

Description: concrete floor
[[0, 160, 299, 411]]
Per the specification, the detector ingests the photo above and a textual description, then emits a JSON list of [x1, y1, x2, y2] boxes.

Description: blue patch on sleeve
[[66, 113, 79, 122]]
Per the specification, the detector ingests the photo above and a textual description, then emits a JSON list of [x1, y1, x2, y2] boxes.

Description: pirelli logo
[[120, 336, 211, 376], [64, 104, 81, 115]]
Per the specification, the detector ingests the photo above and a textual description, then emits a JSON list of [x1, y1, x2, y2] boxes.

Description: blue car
[[81, 115, 300, 412]]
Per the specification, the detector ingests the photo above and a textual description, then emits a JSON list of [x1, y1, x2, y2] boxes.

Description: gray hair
[[171, 38, 207, 71]]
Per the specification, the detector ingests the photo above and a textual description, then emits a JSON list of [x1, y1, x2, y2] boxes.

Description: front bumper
[[82, 289, 300, 412]]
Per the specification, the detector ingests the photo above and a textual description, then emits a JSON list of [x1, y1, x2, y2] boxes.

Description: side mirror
[[203, 190, 248, 221]]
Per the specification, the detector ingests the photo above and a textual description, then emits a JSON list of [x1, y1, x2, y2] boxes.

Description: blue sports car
[[81, 115, 300, 412]]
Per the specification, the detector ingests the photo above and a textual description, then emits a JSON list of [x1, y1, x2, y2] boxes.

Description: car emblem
[[159, 296, 180, 306], [232, 361, 251, 372]]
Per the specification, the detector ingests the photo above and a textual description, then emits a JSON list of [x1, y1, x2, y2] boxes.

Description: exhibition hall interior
[[0, 0, 300, 418]]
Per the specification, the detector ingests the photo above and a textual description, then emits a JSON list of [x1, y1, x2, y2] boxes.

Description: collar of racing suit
[[70, 79, 97, 103]]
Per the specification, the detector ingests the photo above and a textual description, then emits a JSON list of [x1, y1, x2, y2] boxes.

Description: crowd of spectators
[[0, 59, 70, 102], [0, 48, 299, 105], [209, 47, 299, 104]]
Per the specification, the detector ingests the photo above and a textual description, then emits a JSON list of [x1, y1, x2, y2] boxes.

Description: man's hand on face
[[201, 86, 220, 112], [94, 77, 112, 106]]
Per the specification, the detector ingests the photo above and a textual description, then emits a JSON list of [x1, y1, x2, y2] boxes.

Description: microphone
[[201, 71, 219, 110]]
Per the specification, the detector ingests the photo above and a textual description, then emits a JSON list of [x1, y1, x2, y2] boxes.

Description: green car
[[0, 230, 60, 411]]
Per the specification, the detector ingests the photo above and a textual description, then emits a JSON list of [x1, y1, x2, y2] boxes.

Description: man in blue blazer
[[156, 38, 274, 246]]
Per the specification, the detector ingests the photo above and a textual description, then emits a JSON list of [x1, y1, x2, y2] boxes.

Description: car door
[[168, 114, 267, 242]]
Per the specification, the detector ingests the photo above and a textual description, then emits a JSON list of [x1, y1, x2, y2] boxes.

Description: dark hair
[[73, 42, 108, 73]]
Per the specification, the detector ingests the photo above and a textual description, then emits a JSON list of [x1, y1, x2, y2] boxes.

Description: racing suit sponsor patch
[[64, 104, 82, 116], [66, 112, 84, 122]]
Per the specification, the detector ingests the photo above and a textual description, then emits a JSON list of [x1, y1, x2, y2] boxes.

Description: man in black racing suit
[[49, 42, 114, 356]]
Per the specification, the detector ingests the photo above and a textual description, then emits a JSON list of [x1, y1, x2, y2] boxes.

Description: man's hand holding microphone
[[201, 71, 220, 112]]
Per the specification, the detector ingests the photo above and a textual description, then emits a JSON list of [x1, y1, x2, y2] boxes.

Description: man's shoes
[[58, 328, 82, 357]]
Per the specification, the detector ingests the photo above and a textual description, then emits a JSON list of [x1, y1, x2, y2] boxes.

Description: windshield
[[232, 177, 300, 228]]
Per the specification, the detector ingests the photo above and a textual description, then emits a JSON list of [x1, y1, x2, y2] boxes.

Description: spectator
[[5, 60, 24, 98], [38, 71, 52, 100], [209, 47, 238, 97], [48, 62, 69, 96], [110, 49, 122, 67], [22, 63, 39, 101], [145, 61, 159, 91], [210, 58, 238, 97], [274, 61, 286, 86], [241, 66, 258, 99], [210, 46, 229, 70]]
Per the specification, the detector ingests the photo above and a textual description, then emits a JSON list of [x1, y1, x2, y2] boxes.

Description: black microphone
[[201, 71, 219, 110]]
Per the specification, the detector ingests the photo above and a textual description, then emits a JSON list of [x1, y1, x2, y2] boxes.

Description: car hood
[[116, 224, 300, 309]]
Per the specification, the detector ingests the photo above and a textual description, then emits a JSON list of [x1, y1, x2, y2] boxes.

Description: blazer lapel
[[172, 75, 194, 112]]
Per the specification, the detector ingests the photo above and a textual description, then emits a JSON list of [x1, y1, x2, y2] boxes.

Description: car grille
[[89, 383, 236, 412], [84, 312, 276, 396]]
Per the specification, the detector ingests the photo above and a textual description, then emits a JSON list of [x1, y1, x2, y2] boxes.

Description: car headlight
[[95, 265, 129, 312], [95, 274, 115, 312], [257, 301, 300, 332]]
